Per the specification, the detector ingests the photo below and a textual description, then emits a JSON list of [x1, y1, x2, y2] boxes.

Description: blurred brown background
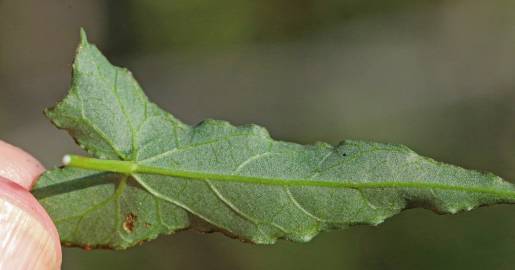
[[1, 0, 515, 269]]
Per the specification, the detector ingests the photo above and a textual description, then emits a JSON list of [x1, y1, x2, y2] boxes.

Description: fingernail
[[0, 178, 61, 269], [0, 140, 45, 190]]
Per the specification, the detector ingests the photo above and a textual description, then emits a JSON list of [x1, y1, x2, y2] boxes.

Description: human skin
[[0, 140, 62, 269]]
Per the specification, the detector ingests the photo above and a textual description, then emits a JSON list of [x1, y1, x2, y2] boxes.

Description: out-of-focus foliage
[[112, 0, 438, 52], [1, 0, 514, 269]]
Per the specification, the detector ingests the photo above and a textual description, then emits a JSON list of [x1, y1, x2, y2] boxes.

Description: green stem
[[63, 155, 515, 199]]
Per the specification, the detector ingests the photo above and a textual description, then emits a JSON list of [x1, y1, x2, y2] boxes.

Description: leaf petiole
[[63, 155, 138, 174]]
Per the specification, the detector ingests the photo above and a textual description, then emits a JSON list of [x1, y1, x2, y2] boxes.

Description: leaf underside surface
[[33, 30, 515, 250]]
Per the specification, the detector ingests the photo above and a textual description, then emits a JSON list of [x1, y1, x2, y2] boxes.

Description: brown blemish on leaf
[[123, 213, 137, 233]]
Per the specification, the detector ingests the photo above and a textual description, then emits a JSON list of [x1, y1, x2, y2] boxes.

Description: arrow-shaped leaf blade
[[33, 31, 515, 249]]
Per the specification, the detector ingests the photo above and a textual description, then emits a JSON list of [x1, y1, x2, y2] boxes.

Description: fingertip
[[0, 140, 45, 190], [0, 177, 62, 269]]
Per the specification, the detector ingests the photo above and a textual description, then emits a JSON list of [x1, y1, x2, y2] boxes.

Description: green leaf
[[33, 30, 515, 250]]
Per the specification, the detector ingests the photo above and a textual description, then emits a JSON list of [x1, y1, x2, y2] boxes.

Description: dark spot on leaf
[[342, 153, 347, 156], [123, 213, 137, 233]]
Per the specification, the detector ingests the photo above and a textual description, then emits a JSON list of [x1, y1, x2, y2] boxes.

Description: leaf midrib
[[66, 155, 515, 199]]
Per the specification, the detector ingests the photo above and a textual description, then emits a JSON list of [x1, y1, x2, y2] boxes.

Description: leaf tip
[[79, 28, 89, 46]]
